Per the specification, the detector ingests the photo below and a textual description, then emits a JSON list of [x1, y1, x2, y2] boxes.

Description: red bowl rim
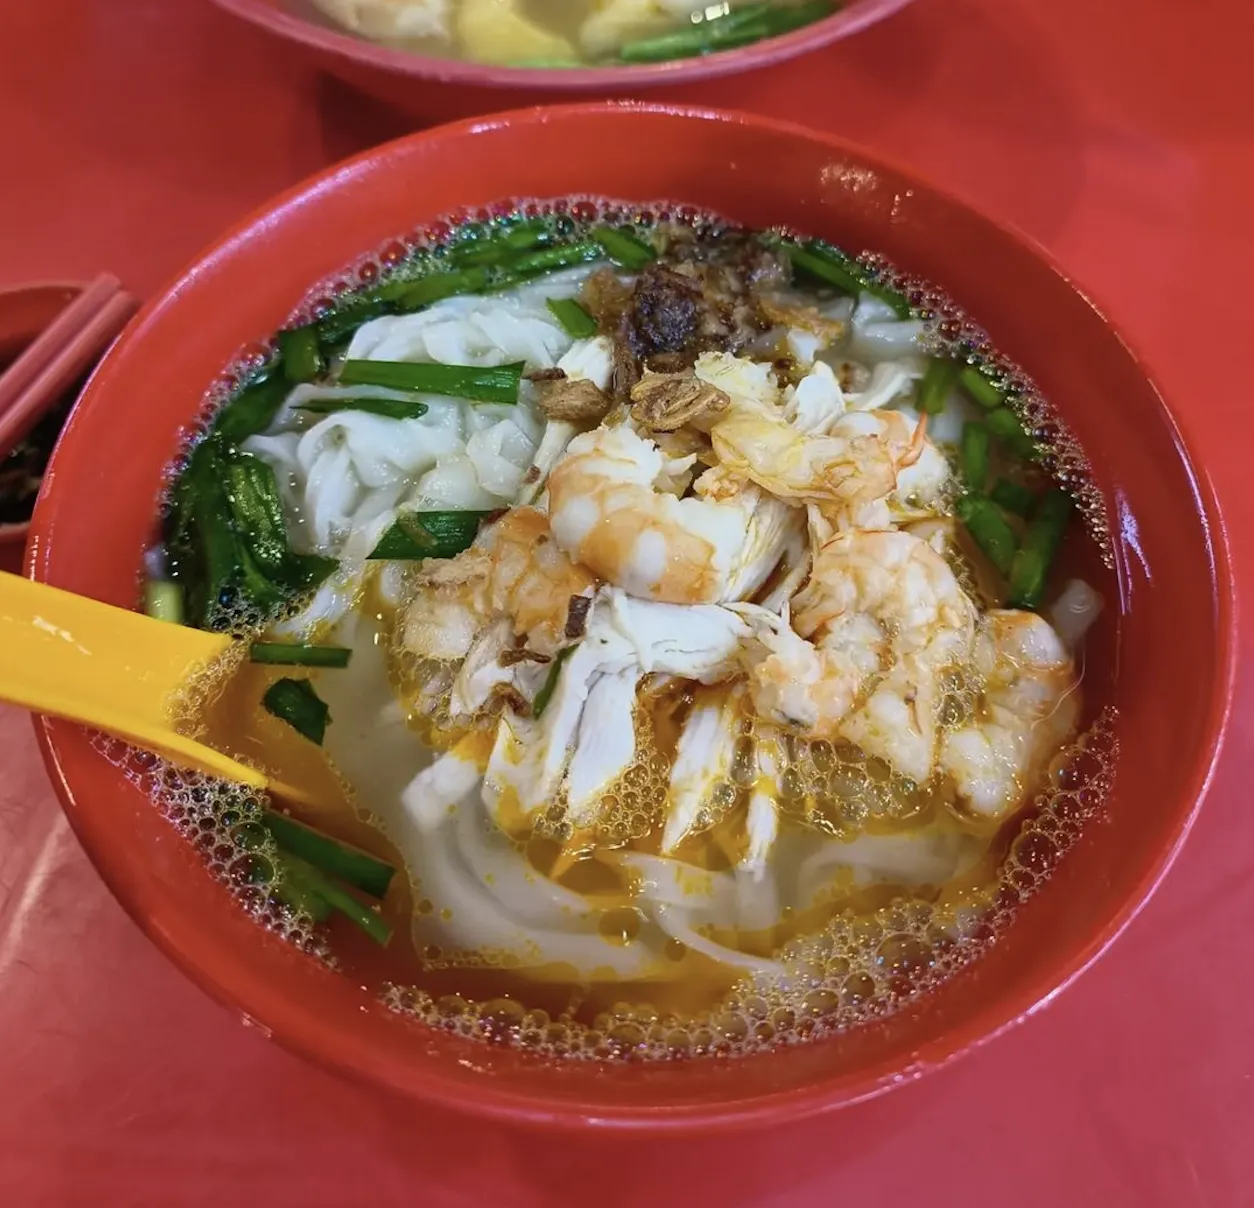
[[210, 0, 917, 89], [26, 102, 1237, 1132]]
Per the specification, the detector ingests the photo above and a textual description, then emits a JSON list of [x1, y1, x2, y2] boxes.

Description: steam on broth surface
[[140, 199, 1118, 1062], [299, 0, 838, 66]]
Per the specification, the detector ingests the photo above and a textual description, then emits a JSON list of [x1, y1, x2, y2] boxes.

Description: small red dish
[[211, 0, 916, 121], [0, 283, 85, 549], [27, 104, 1233, 1131]]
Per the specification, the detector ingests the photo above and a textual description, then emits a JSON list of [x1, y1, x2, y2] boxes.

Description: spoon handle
[[0, 570, 270, 789]]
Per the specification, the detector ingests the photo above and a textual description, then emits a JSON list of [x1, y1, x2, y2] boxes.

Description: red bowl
[[27, 104, 1233, 1131], [211, 0, 916, 121]]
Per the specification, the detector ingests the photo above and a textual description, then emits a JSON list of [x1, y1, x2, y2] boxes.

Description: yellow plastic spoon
[[0, 569, 314, 804]]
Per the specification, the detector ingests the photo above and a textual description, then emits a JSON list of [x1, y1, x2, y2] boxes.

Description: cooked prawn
[[546, 424, 801, 605], [739, 529, 977, 783], [940, 609, 1081, 819], [402, 506, 595, 664], [689, 352, 928, 523]]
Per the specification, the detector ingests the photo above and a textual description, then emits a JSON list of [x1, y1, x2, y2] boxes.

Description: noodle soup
[[138, 199, 1117, 1062], [299, 0, 838, 66]]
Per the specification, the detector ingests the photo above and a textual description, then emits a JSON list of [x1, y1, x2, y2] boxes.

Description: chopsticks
[[0, 274, 136, 456]]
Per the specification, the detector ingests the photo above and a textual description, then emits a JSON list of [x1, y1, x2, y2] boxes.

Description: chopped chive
[[990, 477, 1036, 517], [212, 371, 290, 444], [591, 227, 656, 270], [338, 360, 524, 404], [250, 642, 352, 669], [1007, 488, 1073, 609], [773, 237, 911, 318], [984, 406, 1038, 459], [956, 495, 1018, 577], [262, 809, 395, 899], [367, 510, 492, 561], [143, 579, 183, 624], [279, 326, 324, 384], [170, 438, 330, 627], [504, 240, 604, 277], [221, 452, 336, 593], [960, 422, 991, 493], [262, 677, 330, 746], [295, 396, 430, 420], [618, 1, 833, 62], [186, 463, 244, 623], [546, 297, 599, 339], [916, 357, 959, 415], [449, 220, 553, 267], [276, 852, 392, 945], [271, 853, 334, 922], [781, 242, 861, 294], [533, 644, 576, 719], [959, 365, 1006, 409], [619, 4, 772, 61], [390, 244, 603, 313], [396, 267, 493, 312], [315, 298, 389, 346]]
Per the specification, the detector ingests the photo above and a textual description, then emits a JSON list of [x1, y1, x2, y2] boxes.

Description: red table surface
[[3, 0, 1253, 1203]]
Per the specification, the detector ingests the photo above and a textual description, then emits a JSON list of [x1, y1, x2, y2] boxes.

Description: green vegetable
[[1007, 488, 1073, 609], [990, 477, 1035, 517], [143, 580, 183, 624], [502, 241, 604, 278], [449, 219, 553, 267], [984, 406, 1037, 459], [533, 645, 576, 719], [295, 396, 430, 421], [262, 809, 394, 899], [619, 1, 835, 63], [394, 267, 493, 312], [271, 853, 334, 922], [279, 326, 324, 384], [249, 642, 352, 669], [169, 432, 338, 628], [367, 510, 492, 561], [211, 371, 289, 444], [590, 226, 656, 270], [959, 365, 1006, 410], [221, 453, 295, 578], [222, 452, 335, 591], [960, 422, 990, 492], [169, 444, 279, 624], [338, 359, 524, 404], [275, 852, 392, 945], [390, 242, 603, 313], [262, 677, 331, 746], [916, 357, 959, 415], [546, 297, 599, 339], [187, 464, 248, 621], [956, 495, 1018, 577], [315, 297, 389, 346], [774, 237, 911, 319]]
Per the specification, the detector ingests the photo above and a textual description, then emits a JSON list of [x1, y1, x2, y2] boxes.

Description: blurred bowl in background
[[211, 0, 916, 121]]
